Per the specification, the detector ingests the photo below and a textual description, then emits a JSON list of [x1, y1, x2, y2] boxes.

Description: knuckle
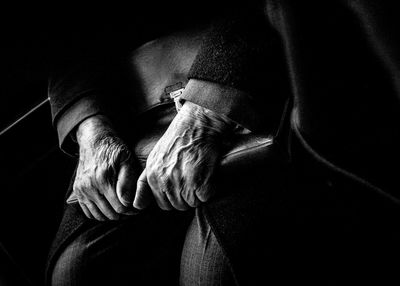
[[147, 172, 160, 189], [87, 179, 97, 192], [73, 176, 85, 190], [95, 169, 107, 185], [147, 168, 156, 178], [147, 152, 163, 171], [171, 165, 182, 179], [146, 149, 157, 163], [162, 178, 173, 194], [181, 187, 200, 208], [73, 186, 89, 201], [75, 192, 85, 202]]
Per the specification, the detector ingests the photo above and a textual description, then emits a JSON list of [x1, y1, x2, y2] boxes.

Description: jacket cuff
[[56, 96, 104, 156], [180, 79, 261, 131]]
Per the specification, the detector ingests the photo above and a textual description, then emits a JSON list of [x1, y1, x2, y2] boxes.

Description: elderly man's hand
[[74, 115, 137, 221], [134, 101, 234, 211]]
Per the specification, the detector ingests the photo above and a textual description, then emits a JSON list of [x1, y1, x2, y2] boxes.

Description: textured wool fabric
[[50, 206, 235, 286], [50, 207, 192, 286], [180, 208, 235, 286]]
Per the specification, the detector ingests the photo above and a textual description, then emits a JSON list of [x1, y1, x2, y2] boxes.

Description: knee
[[180, 209, 234, 285], [51, 238, 88, 286]]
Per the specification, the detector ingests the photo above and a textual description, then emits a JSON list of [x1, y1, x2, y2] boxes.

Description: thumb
[[133, 168, 153, 210], [116, 163, 136, 207]]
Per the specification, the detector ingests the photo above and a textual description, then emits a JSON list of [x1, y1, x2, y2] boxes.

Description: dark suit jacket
[[48, 1, 400, 284]]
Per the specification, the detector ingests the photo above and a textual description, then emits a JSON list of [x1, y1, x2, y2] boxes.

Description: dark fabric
[[180, 208, 236, 286], [51, 208, 192, 286], [186, 8, 288, 106], [202, 123, 400, 285], [55, 97, 104, 156], [50, 207, 234, 286]]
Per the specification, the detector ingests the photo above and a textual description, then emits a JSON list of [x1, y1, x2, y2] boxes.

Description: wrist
[[76, 115, 116, 147], [179, 101, 236, 136]]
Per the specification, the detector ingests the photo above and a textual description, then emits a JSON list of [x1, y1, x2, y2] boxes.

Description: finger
[[195, 184, 215, 203], [103, 187, 132, 215], [167, 168, 191, 210], [93, 193, 120, 220], [153, 190, 174, 211], [133, 169, 153, 210], [86, 201, 107, 221], [147, 173, 173, 211], [181, 188, 202, 208], [180, 181, 202, 207], [79, 202, 93, 219], [116, 163, 137, 207], [165, 190, 190, 211]]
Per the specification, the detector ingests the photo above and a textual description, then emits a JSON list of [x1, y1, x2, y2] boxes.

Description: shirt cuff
[[56, 96, 104, 156], [180, 79, 262, 132]]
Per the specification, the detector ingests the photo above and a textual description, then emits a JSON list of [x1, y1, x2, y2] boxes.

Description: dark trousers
[[50, 207, 235, 286]]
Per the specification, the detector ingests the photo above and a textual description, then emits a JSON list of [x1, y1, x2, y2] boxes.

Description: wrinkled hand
[[73, 115, 137, 221], [134, 101, 233, 211]]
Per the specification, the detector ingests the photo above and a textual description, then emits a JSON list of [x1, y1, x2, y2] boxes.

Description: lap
[[50, 206, 234, 286], [180, 208, 235, 286], [51, 208, 191, 286]]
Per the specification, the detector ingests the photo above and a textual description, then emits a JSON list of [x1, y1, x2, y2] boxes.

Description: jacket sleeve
[[50, 5, 288, 156], [181, 9, 289, 133], [48, 51, 131, 156]]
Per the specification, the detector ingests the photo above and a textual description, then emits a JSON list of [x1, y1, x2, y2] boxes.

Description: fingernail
[[121, 200, 130, 207]]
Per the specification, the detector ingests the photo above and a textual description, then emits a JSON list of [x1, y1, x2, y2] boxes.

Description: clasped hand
[[73, 115, 137, 220], [74, 102, 232, 220], [134, 101, 232, 211]]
